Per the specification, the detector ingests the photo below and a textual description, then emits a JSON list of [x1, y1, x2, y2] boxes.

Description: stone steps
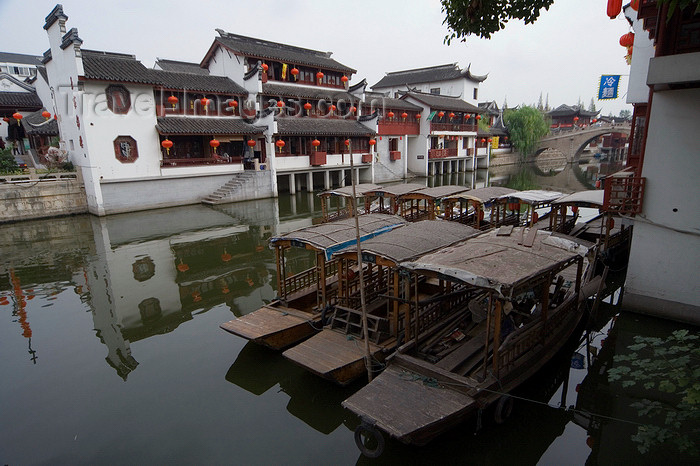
[[202, 172, 257, 205]]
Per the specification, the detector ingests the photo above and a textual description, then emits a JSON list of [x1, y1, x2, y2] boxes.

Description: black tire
[[494, 395, 514, 424], [354, 423, 385, 458]]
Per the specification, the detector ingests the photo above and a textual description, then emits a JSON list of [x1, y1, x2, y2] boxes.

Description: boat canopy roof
[[363, 182, 426, 197], [400, 185, 469, 200], [552, 190, 604, 207], [318, 183, 382, 198], [270, 213, 406, 259], [443, 186, 516, 205], [333, 220, 480, 265], [401, 229, 588, 298], [499, 190, 564, 204]]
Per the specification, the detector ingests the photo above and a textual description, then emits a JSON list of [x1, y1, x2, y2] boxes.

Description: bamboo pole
[[349, 142, 373, 382]]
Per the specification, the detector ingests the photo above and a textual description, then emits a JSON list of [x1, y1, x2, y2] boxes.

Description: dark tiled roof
[[37, 66, 49, 83], [0, 91, 43, 109], [363, 93, 422, 111], [212, 31, 355, 73], [155, 59, 209, 75], [156, 117, 265, 135], [373, 63, 487, 89], [0, 52, 43, 66], [44, 4, 68, 30], [402, 91, 482, 113], [547, 104, 598, 117], [262, 83, 354, 101], [478, 101, 500, 115], [82, 50, 157, 84], [276, 118, 375, 137], [21, 109, 58, 135], [151, 69, 246, 95]]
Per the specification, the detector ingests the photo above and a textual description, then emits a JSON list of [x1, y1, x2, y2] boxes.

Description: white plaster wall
[[376, 77, 480, 103], [81, 82, 161, 180], [625, 8, 654, 105], [33, 73, 54, 111], [274, 155, 311, 170], [625, 88, 700, 310], [207, 46, 246, 84]]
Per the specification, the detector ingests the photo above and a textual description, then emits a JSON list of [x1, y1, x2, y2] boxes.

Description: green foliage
[[607, 329, 700, 455], [619, 109, 632, 120], [503, 105, 549, 160], [50, 136, 60, 148], [0, 148, 20, 173], [588, 98, 597, 113], [478, 118, 490, 133]]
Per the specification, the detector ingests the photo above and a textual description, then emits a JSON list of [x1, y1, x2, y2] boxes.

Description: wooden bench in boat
[[220, 303, 321, 350]]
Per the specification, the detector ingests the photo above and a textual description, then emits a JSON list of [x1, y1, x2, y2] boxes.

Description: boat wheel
[[494, 395, 514, 424], [354, 423, 385, 458]]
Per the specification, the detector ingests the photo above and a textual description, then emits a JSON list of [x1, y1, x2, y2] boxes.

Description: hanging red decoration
[[368, 139, 376, 146], [200, 97, 210, 107], [177, 259, 189, 272], [221, 250, 232, 262], [2, 117, 9, 123], [304, 102, 312, 113], [630, 0, 639, 11], [351, 106, 357, 113], [341, 75, 349, 83], [42, 110, 51, 120], [247, 139, 256, 148], [619, 32, 635, 47], [387, 111, 395, 119], [607, 0, 622, 19], [449, 112, 455, 119], [262, 63, 269, 72], [438, 111, 445, 118], [316, 71, 324, 81], [481, 138, 486, 143], [210, 139, 220, 153], [312, 139, 321, 149], [277, 100, 285, 108], [574, 116, 580, 122], [13, 112, 22, 121], [476, 114, 481, 120], [275, 139, 286, 151], [330, 104, 336, 113], [464, 114, 470, 119], [608, 218, 615, 229], [572, 205, 579, 214], [401, 112, 408, 120], [487, 138, 492, 143], [344, 139, 350, 147], [167, 95, 179, 107], [161, 138, 173, 155], [532, 211, 539, 223], [415, 114, 421, 119], [290, 67, 299, 77], [228, 99, 238, 108]]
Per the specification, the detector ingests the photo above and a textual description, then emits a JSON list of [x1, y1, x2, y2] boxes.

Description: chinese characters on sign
[[598, 75, 620, 100]]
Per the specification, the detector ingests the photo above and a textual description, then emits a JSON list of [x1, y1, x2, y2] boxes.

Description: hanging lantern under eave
[[574, 116, 580, 123], [344, 139, 350, 147], [42, 110, 51, 120], [449, 112, 455, 119], [228, 99, 239, 108], [476, 114, 482, 120], [387, 111, 395, 119], [304, 102, 312, 114], [200, 97, 210, 108], [210, 138, 220, 153], [607, 0, 622, 19], [401, 112, 408, 120], [277, 100, 285, 108], [368, 138, 376, 147], [247, 139, 256, 148], [438, 111, 445, 118], [630, 0, 639, 11], [316, 71, 324, 82], [262, 63, 269, 72], [161, 138, 173, 155], [290, 67, 299, 79], [351, 106, 357, 114], [415, 113, 421, 119], [275, 139, 286, 152], [167, 95, 179, 108], [330, 104, 336, 113], [341, 75, 349, 83], [481, 138, 486, 143], [312, 139, 321, 150], [12, 112, 22, 121], [619, 32, 635, 47]]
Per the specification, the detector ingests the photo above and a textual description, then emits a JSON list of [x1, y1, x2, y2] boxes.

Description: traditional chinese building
[[547, 104, 599, 129]]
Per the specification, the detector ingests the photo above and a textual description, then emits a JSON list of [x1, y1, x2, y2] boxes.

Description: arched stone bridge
[[536, 123, 631, 162]]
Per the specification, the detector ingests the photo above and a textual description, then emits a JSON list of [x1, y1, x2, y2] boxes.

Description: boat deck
[[282, 329, 388, 386], [342, 364, 475, 444], [220, 304, 320, 350]]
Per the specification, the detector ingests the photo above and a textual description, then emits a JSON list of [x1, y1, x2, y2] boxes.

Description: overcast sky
[[1, 0, 635, 116]]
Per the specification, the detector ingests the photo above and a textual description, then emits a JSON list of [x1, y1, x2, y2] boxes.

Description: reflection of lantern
[[607, 0, 622, 19], [387, 111, 394, 119], [276, 139, 285, 151], [312, 139, 321, 150], [168, 95, 178, 107], [247, 139, 256, 148], [42, 110, 51, 120], [210, 139, 220, 153], [161, 138, 173, 155], [177, 259, 189, 272], [438, 111, 444, 118], [316, 71, 324, 81], [13, 112, 22, 121]]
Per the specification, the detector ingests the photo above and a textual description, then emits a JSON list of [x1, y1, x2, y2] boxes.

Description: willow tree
[[504, 106, 549, 160]]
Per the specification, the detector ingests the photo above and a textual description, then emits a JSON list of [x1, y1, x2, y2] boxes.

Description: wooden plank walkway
[[282, 330, 385, 386], [342, 364, 475, 443], [220, 304, 318, 350]]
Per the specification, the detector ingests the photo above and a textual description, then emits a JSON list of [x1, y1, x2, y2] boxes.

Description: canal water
[[1, 162, 697, 465]]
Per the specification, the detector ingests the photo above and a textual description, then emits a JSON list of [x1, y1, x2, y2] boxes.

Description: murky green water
[[2, 162, 697, 464]]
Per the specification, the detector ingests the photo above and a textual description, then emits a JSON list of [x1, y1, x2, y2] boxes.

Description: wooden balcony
[[362, 153, 372, 163], [309, 151, 327, 166], [603, 168, 646, 214], [160, 157, 240, 167], [428, 148, 458, 159], [430, 122, 477, 133], [378, 120, 420, 135], [390, 151, 401, 161]]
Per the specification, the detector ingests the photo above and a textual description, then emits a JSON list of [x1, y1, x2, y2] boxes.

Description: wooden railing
[[282, 259, 339, 298], [161, 157, 240, 167], [428, 148, 458, 159], [603, 168, 646, 214], [414, 285, 471, 336], [378, 120, 420, 135]]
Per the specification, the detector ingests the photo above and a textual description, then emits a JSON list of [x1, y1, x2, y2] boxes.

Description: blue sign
[[598, 75, 620, 100]]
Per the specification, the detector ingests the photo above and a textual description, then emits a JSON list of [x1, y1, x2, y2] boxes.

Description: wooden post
[[414, 274, 419, 346], [319, 251, 327, 309], [392, 271, 399, 336], [541, 273, 551, 343], [482, 292, 493, 380], [275, 245, 283, 298], [492, 300, 502, 377]]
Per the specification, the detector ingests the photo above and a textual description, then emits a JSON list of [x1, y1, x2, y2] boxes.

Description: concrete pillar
[[290, 192, 297, 214], [289, 173, 296, 195], [324, 170, 330, 190], [307, 171, 313, 191], [340, 169, 346, 187]]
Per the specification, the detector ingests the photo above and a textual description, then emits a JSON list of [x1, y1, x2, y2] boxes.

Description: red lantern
[[351, 106, 357, 113], [167, 95, 179, 107], [449, 112, 455, 119], [262, 63, 269, 72], [592, 118, 597, 123], [487, 138, 492, 143], [476, 114, 481, 120], [228, 99, 238, 108], [481, 138, 486, 143], [344, 139, 350, 147], [247, 139, 256, 148], [304, 102, 312, 113], [221, 251, 232, 262], [312, 139, 321, 149], [316, 71, 324, 81], [341, 75, 349, 83], [161, 138, 173, 155], [464, 114, 470, 119], [200, 97, 210, 107], [630, 0, 639, 11], [415, 114, 421, 119], [290, 67, 299, 78], [387, 111, 395, 119], [277, 100, 285, 108], [607, 0, 622, 19], [13, 112, 22, 121], [574, 116, 580, 122], [438, 111, 445, 118], [368, 139, 376, 146], [330, 104, 336, 113], [42, 110, 51, 120], [275, 139, 286, 151], [210, 139, 220, 153], [619, 32, 635, 47], [177, 260, 189, 272], [401, 112, 408, 120]]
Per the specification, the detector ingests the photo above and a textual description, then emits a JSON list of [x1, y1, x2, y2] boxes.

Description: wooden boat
[[441, 186, 516, 229], [343, 227, 597, 455], [318, 183, 382, 223], [220, 214, 406, 349], [282, 220, 481, 385], [494, 189, 565, 229], [361, 183, 426, 216], [396, 185, 469, 222]]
